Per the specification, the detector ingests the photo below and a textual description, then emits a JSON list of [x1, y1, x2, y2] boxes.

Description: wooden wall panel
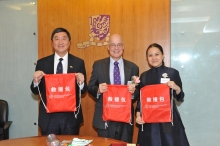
[[38, 0, 170, 143]]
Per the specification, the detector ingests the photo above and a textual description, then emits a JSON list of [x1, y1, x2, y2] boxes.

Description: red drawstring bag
[[140, 84, 172, 123], [44, 73, 76, 113], [103, 85, 132, 123]]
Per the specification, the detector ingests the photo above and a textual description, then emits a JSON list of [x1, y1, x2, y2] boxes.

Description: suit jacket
[[88, 57, 139, 129], [30, 53, 87, 132]]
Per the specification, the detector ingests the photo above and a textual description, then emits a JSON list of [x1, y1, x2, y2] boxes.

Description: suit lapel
[[124, 60, 131, 84], [47, 54, 55, 74], [103, 58, 111, 84], [67, 53, 78, 73], [67, 54, 75, 73]]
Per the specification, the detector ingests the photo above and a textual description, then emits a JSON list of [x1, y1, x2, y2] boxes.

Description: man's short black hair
[[51, 27, 71, 41]]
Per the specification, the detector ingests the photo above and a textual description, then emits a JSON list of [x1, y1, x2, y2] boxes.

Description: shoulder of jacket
[[123, 59, 138, 67], [94, 57, 109, 64], [37, 54, 54, 62], [68, 53, 84, 61], [165, 66, 179, 75]]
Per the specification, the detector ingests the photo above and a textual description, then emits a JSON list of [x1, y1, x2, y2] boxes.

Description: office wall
[[1, 0, 219, 145], [0, 0, 38, 138], [38, 0, 170, 143]]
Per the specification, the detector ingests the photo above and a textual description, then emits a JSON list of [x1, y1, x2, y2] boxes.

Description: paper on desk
[[71, 138, 93, 146]]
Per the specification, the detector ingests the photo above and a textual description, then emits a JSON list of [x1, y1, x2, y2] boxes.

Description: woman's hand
[[136, 112, 145, 125], [166, 81, 181, 94]]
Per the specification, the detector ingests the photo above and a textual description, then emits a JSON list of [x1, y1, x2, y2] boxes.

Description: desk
[[0, 135, 127, 146]]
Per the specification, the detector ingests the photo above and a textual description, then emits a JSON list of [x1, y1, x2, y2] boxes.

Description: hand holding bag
[[44, 73, 76, 113], [103, 85, 132, 123]]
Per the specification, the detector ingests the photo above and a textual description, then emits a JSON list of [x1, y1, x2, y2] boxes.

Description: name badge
[[161, 78, 170, 83]]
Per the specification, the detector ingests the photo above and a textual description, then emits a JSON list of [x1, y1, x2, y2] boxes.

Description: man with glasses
[[88, 34, 139, 142]]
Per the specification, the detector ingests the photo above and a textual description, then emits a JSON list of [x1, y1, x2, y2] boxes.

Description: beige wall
[[38, 0, 170, 142]]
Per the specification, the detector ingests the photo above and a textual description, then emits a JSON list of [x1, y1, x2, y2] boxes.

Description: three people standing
[[30, 28, 189, 145]]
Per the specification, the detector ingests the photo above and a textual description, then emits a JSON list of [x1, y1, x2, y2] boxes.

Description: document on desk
[[71, 138, 93, 146], [110, 144, 139, 146]]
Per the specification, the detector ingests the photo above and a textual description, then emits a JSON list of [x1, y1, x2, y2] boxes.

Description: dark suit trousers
[[41, 113, 79, 135], [97, 121, 132, 143]]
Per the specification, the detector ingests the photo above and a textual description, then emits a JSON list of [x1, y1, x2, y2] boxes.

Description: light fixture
[[30, 2, 36, 5]]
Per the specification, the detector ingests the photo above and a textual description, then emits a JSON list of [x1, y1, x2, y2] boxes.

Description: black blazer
[[30, 53, 87, 132], [88, 57, 139, 129]]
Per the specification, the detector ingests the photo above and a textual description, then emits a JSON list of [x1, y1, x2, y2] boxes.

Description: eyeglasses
[[109, 43, 124, 49]]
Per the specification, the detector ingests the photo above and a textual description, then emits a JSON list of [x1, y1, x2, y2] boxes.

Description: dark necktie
[[56, 58, 63, 74], [114, 61, 121, 84]]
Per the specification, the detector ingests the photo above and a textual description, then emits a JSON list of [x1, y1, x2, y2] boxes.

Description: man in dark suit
[[88, 34, 139, 143], [30, 27, 87, 135]]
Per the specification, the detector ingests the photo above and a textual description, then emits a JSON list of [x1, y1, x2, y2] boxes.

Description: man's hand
[[98, 83, 107, 94], [33, 71, 45, 83], [127, 83, 135, 94], [75, 73, 85, 85]]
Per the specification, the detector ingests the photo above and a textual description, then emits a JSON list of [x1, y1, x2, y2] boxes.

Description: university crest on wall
[[77, 15, 110, 49]]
